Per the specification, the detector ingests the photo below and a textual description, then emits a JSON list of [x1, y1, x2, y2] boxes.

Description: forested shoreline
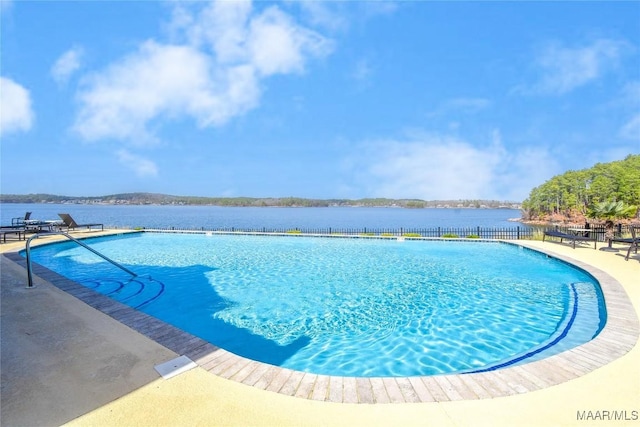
[[0, 193, 520, 210], [522, 155, 640, 224]]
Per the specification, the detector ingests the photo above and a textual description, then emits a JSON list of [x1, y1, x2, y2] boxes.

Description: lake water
[[0, 203, 527, 230]]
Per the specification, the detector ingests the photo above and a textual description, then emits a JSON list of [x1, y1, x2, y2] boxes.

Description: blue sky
[[1, 1, 639, 201]]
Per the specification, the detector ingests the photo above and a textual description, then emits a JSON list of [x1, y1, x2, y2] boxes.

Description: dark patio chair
[[612, 225, 639, 261], [0, 227, 25, 242], [11, 212, 32, 226], [542, 229, 597, 249], [57, 213, 104, 231]]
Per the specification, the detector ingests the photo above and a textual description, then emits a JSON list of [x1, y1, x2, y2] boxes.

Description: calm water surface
[[1, 203, 527, 230]]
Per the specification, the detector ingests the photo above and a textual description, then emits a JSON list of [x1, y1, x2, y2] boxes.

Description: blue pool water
[[26, 233, 606, 377]]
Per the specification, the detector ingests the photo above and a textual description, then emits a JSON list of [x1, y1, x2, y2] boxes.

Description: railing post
[[25, 234, 40, 288]]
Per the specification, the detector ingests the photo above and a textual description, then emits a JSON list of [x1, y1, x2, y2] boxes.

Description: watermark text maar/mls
[[577, 410, 638, 422]]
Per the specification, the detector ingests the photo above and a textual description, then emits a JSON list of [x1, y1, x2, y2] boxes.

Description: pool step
[[81, 275, 165, 309]]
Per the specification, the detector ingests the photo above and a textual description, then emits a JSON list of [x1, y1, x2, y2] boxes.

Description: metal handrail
[[26, 232, 136, 288]]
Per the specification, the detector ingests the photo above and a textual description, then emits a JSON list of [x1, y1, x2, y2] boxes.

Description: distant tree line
[[0, 192, 519, 209], [522, 154, 640, 220]]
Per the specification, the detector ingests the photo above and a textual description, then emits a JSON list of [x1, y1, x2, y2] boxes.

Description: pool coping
[[3, 233, 638, 404]]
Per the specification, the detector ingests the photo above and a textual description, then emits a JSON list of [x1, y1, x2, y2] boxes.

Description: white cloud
[[351, 58, 373, 88], [116, 149, 158, 177], [73, 1, 332, 143], [297, 1, 394, 34], [297, 2, 347, 32], [427, 97, 491, 118], [74, 41, 238, 144], [248, 6, 332, 76], [363, 135, 502, 200], [495, 146, 561, 201], [617, 82, 640, 141], [620, 81, 640, 105], [619, 113, 640, 140], [51, 47, 84, 85], [447, 98, 491, 112], [0, 77, 34, 137], [527, 39, 628, 95], [351, 131, 559, 201], [358, 1, 398, 19], [182, 0, 252, 63]]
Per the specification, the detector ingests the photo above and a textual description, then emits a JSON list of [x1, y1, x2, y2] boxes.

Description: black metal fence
[[142, 226, 537, 240], [546, 224, 636, 242], [137, 223, 639, 241]]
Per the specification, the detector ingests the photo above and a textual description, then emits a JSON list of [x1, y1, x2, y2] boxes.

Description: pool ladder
[[25, 232, 137, 288]]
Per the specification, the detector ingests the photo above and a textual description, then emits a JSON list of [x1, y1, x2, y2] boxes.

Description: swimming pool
[[26, 232, 606, 377]]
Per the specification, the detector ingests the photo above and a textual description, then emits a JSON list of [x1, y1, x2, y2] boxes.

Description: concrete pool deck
[[1, 230, 638, 426]]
